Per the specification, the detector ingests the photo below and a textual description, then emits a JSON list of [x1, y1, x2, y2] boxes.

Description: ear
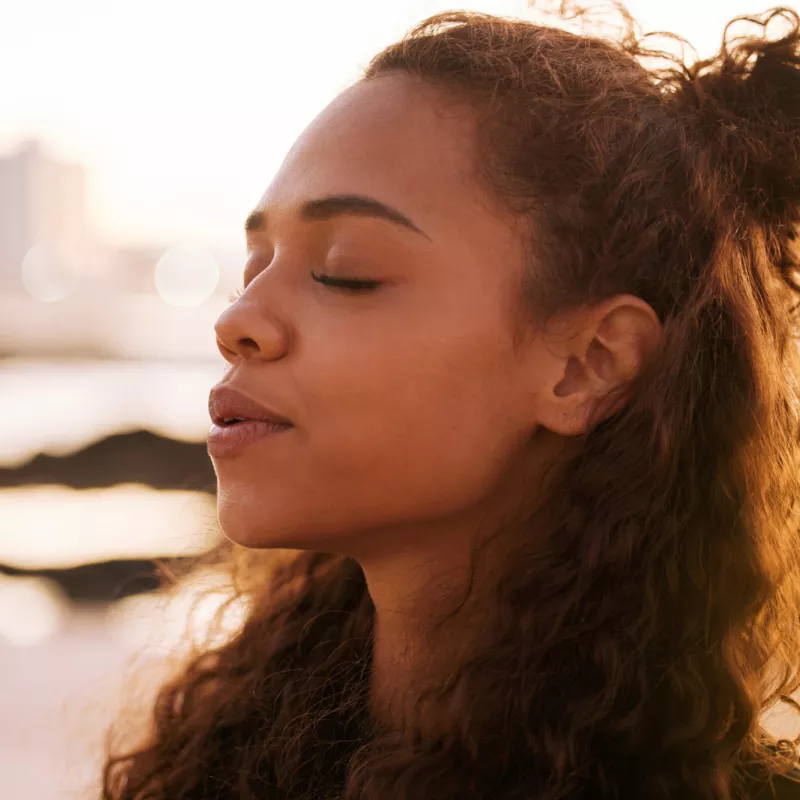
[[533, 295, 662, 436]]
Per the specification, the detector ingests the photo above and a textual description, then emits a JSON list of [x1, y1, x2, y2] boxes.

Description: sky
[[0, 0, 793, 250]]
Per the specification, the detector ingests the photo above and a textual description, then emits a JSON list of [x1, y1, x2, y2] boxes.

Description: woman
[[103, 5, 800, 798]]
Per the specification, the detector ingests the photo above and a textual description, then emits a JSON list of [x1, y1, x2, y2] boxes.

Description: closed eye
[[227, 273, 381, 304], [311, 271, 381, 292]]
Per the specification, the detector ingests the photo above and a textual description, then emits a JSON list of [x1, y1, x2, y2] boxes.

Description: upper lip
[[209, 385, 293, 426]]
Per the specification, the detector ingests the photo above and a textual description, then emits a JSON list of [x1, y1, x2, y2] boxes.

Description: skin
[[212, 72, 661, 725]]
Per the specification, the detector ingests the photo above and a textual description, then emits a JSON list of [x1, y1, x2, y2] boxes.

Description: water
[[0, 358, 224, 569], [0, 358, 232, 798], [0, 358, 223, 467], [0, 484, 220, 569]]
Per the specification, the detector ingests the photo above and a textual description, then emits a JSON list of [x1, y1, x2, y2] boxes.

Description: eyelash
[[228, 272, 380, 303], [310, 271, 381, 292]]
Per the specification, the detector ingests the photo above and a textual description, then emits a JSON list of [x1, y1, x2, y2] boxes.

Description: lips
[[207, 385, 293, 458], [208, 385, 293, 428]]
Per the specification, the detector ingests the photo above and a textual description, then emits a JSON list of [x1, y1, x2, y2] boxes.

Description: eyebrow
[[244, 194, 430, 240]]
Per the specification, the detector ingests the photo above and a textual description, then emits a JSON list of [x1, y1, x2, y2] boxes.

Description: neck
[[357, 519, 487, 731], [355, 434, 565, 731]]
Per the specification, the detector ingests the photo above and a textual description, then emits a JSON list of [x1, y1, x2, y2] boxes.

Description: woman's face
[[212, 73, 548, 556]]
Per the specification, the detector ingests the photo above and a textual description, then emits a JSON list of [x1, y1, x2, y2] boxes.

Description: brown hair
[[103, 6, 800, 799]]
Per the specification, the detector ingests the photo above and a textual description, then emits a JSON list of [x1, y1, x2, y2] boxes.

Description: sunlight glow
[[109, 567, 249, 654], [0, 0, 764, 248]]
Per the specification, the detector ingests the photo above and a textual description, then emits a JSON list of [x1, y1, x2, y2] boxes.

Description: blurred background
[[1, 1, 797, 798]]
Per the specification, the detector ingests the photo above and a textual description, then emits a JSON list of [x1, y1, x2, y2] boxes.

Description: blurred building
[[0, 139, 242, 359], [0, 141, 90, 292]]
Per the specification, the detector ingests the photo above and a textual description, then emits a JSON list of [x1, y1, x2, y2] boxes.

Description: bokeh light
[[20, 244, 77, 303], [154, 244, 219, 307], [0, 575, 67, 646]]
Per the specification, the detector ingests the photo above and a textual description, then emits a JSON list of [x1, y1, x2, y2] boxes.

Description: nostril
[[238, 337, 260, 353]]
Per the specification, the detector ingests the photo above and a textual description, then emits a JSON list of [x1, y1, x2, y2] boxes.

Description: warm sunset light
[[2, 2, 798, 796], [108, 566, 250, 654], [0, 0, 758, 252]]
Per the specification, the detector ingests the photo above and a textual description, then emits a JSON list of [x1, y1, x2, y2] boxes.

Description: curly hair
[[102, 5, 800, 799]]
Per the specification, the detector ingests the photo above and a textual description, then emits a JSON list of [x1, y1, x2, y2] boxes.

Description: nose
[[214, 289, 290, 364]]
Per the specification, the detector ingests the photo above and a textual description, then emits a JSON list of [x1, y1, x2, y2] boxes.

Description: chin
[[215, 492, 320, 552], [216, 493, 382, 558], [218, 506, 292, 550]]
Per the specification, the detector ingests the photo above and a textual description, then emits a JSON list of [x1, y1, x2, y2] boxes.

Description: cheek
[[341, 394, 517, 517], [298, 326, 525, 522]]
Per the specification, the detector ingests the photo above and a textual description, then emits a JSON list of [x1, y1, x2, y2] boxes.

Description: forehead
[[259, 74, 485, 233]]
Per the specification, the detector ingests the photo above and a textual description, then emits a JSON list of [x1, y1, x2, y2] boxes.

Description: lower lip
[[207, 420, 293, 458]]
